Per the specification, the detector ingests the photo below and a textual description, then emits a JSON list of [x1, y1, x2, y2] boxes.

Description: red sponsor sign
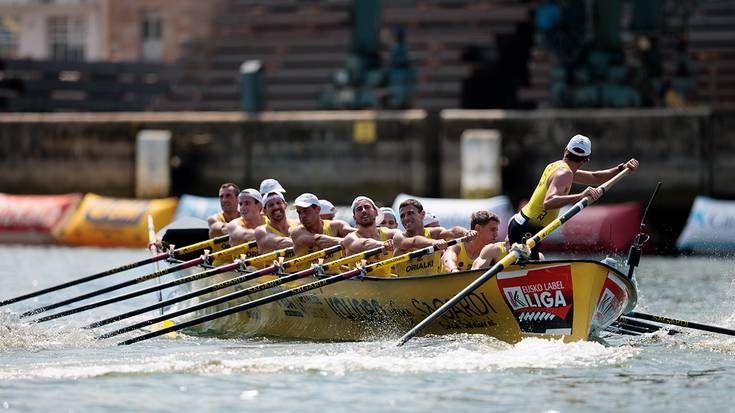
[[0, 193, 80, 232], [497, 264, 574, 335], [593, 273, 628, 329]]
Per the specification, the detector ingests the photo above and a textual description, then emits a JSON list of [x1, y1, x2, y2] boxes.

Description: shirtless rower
[[289, 193, 355, 272], [224, 189, 266, 246], [393, 199, 476, 276], [341, 196, 398, 277], [440, 211, 502, 272], [253, 192, 295, 255], [207, 183, 240, 238]]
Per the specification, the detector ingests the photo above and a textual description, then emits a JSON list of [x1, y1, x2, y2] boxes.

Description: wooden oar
[[32, 246, 295, 323], [117, 237, 467, 345], [99, 244, 372, 339], [18, 240, 258, 318], [0, 235, 230, 308], [85, 245, 342, 329], [625, 312, 735, 337], [396, 167, 632, 347]]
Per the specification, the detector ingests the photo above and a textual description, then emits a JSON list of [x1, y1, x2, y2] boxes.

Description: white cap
[[259, 178, 286, 195], [319, 199, 336, 215], [238, 188, 262, 203], [263, 191, 286, 207], [379, 207, 396, 219], [423, 212, 440, 227], [351, 196, 377, 212], [294, 193, 320, 208], [566, 134, 592, 157], [375, 207, 396, 226]]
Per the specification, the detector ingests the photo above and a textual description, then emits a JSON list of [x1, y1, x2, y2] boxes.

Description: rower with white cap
[[376, 207, 398, 229], [341, 196, 399, 277], [318, 199, 337, 220], [225, 188, 266, 247], [289, 193, 355, 272], [253, 191, 296, 254], [508, 134, 639, 259]]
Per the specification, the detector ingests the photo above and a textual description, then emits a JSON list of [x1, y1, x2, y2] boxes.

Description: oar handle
[[173, 235, 230, 257], [363, 235, 468, 275], [209, 240, 258, 261]]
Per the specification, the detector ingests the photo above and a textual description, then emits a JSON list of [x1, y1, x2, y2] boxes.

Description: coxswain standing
[[509, 134, 639, 259]]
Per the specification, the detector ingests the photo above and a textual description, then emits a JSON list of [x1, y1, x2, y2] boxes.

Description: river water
[[1, 245, 734, 412]]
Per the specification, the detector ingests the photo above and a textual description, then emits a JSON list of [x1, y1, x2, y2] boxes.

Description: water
[[1, 246, 735, 412]]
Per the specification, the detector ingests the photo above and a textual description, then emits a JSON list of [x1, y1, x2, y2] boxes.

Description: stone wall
[[0, 108, 729, 250]]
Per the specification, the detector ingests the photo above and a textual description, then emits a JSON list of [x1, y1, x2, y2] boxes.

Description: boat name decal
[[411, 292, 498, 320]]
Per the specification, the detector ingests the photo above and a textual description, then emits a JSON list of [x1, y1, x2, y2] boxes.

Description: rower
[[442, 211, 501, 272], [509, 134, 639, 259], [341, 196, 398, 277], [207, 182, 240, 238], [376, 207, 398, 229], [318, 199, 336, 220], [225, 188, 266, 249], [254, 192, 295, 255], [392, 199, 476, 276], [290, 193, 355, 272]]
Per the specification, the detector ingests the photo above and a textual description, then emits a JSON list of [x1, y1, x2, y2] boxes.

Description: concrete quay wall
[[0, 108, 730, 248]]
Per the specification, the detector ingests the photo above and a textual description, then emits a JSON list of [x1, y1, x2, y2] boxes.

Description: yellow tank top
[[289, 220, 345, 273], [355, 228, 393, 277], [218, 212, 236, 223], [453, 242, 474, 272], [494, 241, 508, 262], [521, 161, 572, 227], [266, 221, 292, 238], [394, 229, 442, 277]]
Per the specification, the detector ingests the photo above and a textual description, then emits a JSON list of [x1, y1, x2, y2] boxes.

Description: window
[[141, 11, 162, 61], [0, 16, 19, 58], [48, 15, 86, 61]]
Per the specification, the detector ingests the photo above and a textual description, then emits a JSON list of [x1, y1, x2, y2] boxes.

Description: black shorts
[[507, 212, 542, 260]]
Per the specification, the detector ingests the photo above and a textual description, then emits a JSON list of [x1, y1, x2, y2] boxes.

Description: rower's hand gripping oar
[[32, 245, 295, 323], [18, 240, 258, 318], [117, 237, 467, 345], [0, 234, 230, 308], [86, 244, 341, 330], [396, 167, 633, 347]]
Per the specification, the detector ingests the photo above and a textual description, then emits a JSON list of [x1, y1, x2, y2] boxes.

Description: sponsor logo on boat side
[[497, 264, 574, 335]]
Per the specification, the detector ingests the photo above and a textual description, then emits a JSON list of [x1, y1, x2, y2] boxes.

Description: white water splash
[[0, 310, 97, 352]]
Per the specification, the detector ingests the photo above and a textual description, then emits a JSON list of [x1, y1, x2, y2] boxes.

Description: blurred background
[[0, 0, 733, 253]]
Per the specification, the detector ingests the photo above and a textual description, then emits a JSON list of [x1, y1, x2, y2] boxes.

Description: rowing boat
[[164, 256, 637, 343]]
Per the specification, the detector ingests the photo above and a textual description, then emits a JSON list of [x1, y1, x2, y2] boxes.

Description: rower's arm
[[471, 244, 500, 269], [393, 232, 439, 251], [255, 227, 293, 251], [207, 214, 225, 238], [542, 169, 583, 210], [441, 245, 461, 272], [575, 158, 640, 185], [430, 226, 468, 240], [291, 226, 316, 250]]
